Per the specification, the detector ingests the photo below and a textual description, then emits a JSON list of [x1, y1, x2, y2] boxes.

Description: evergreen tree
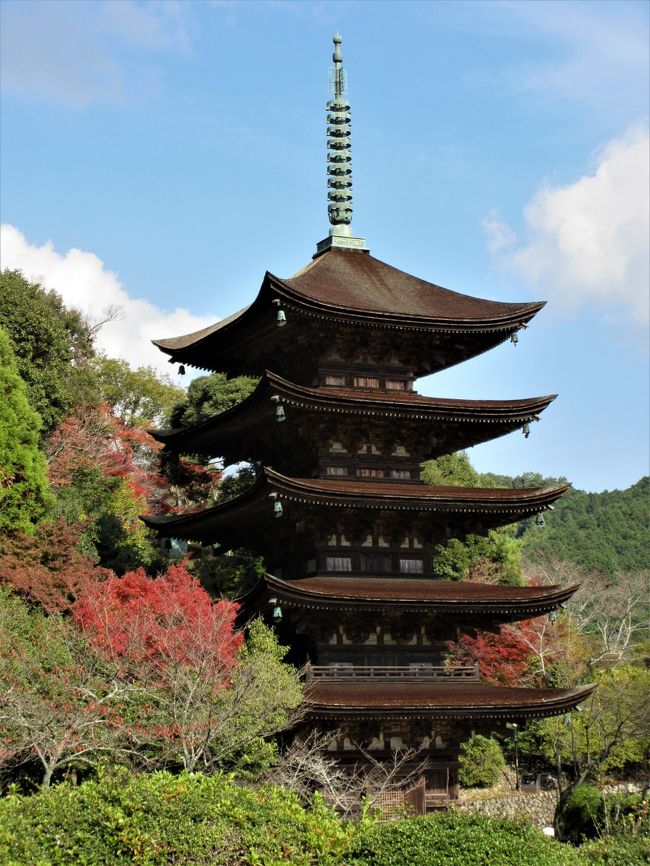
[[0, 270, 96, 434], [0, 328, 52, 534]]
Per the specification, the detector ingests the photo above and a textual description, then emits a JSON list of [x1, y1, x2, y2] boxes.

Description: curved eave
[[142, 469, 569, 542], [304, 682, 596, 721], [150, 370, 556, 450], [245, 574, 579, 617], [267, 468, 570, 512], [150, 254, 546, 368], [270, 273, 545, 333]]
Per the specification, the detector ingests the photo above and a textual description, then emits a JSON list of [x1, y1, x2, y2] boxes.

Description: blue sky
[[1, 0, 648, 493]]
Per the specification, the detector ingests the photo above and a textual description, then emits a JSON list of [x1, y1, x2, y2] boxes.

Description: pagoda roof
[[304, 681, 595, 721], [151, 371, 556, 460], [151, 250, 544, 376], [243, 574, 579, 619], [142, 467, 569, 545]]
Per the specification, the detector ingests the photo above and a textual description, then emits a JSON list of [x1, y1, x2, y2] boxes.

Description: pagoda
[[145, 35, 593, 807]]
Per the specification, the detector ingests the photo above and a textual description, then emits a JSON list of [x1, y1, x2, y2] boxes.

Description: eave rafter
[[150, 251, 546, 376], [142, 467, 569, 544], [304, 682, 596, 721], [242, 573, 579, 619], [150, 370, 556, 458]]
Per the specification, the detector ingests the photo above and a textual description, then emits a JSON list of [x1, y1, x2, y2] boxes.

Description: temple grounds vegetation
[[0, 270, 648, 864]]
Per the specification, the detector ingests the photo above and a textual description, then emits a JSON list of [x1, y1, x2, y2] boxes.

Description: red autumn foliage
[[47, 402, 168, 506], [447, 617, 569, 687], [0, 518, 109, 613], [447, 625, 533, 686], [73, 563, 243, 672]]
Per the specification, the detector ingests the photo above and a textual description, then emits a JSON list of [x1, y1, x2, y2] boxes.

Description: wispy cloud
[[0, 0, 191, 106], [436, 0, 649, 117], [0, 224, 216, 373], [484, 128, 650, 342]]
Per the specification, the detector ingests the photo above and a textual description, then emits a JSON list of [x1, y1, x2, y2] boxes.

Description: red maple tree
[[0, 518, 109, 613], [73, 562, 242, 668], [73, 563, 245, 771]]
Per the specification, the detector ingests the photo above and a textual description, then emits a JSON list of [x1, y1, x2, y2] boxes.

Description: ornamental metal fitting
[[327, 34, 352, 227]]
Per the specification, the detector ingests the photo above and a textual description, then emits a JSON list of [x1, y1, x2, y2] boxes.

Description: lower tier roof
[[305, 681, 595, 720], [245, 574, 578, 618], [143, 468, 569, 545]]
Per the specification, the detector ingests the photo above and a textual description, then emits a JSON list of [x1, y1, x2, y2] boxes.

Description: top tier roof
[[152, 250, 544, 377], [284, 250, 541, 322]]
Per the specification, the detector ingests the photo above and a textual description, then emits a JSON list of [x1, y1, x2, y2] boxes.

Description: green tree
[[0, 328, 52, 534], [169, 371, 258, 429], [421, 452, 482, 487], [423, 452, 524, 585], [537, 664, 650, 839], [0, 588, 122, 788], [91, 355, 185, 428], [0, 270, 96, 434], [432, 530, 523, 585], [522, 480, 650, 576], [459, 734, 506, 788]]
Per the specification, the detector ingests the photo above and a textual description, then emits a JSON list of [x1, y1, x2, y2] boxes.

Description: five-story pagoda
[[145, 35, 593, 807]]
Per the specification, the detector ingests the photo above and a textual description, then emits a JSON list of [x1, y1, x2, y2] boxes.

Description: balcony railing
[[306, 663, 480, 682]]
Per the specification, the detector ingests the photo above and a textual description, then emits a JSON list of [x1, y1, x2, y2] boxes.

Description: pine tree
[[0, 328, 51, 534]]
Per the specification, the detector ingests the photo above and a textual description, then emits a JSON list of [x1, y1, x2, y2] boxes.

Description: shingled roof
[[151, 250, 544, 375], [151, 370, 556, 459], [142, 468, 568, 544], [242, 574, 579, 618], [305, 681, 595, 720]]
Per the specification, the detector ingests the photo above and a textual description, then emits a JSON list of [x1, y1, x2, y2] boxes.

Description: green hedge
[[0, 768, 351, 866], [3, 768, 639, 866], [579, 835, 650, 866], [345, 812, 585, 866]]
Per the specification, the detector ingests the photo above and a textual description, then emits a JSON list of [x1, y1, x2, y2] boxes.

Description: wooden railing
[[306, 663, 479, 682]]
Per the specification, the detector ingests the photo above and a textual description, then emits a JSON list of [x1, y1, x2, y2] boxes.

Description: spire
[[316, 34, 366, 256]]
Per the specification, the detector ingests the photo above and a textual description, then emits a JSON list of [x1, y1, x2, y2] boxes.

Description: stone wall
[[458, 782, 644, 830], [458, 791, 557, 829]]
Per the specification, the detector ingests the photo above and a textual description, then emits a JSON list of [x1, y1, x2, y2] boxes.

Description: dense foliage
[[522, 479, 650, 576], [0, 769, 353, 866], [344, 812, 584, 866], [0, 270, 96, 434], [0, 328, 51, 534], [5, 772, 639, 866], [459, 735, 506, 788], [169, 371, 258, 430]]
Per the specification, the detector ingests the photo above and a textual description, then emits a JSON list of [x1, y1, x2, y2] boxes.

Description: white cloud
[[0, 224, 216, 375], [484, 128, 650, 336]]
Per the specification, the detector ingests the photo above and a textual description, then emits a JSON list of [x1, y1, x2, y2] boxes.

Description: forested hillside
[[478, 469, 650, 576], [521, 478, 650, 575]]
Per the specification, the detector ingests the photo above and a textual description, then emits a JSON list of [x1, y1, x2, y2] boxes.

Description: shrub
[[561, 785, 603, 843], [345, 812, 584, 866], [0, 768, 352, 866], [459, 734, 506, 788], [579, 835, 650, 866]]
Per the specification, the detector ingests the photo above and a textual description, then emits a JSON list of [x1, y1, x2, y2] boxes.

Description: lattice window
[[354, 376, 380, 388], [391, 469, 411, 480], [325, 466, 347, 476], [325, 374, 347, 386], [360, 554, 390, 572], [399, 558, 424, 574], [326, 556, 352, 572], [386, 379, 406, 390], [357, 468, 384, 478]]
